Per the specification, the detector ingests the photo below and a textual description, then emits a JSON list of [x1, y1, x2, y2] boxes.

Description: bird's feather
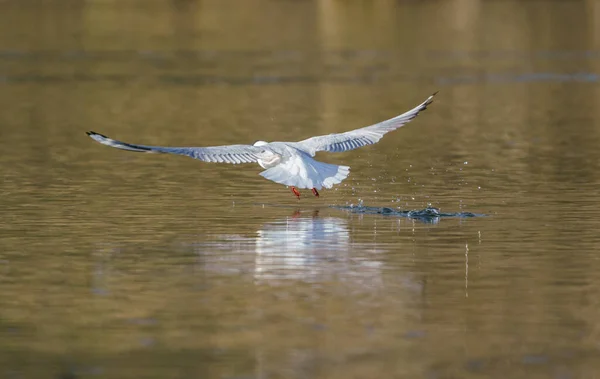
[[86, 92, 436, 190], [259, 151, 350, 190], [86, 131, 265, 164], [296, 92, 436, 156]]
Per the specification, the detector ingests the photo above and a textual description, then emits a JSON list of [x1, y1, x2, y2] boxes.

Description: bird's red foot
[[291, 186, 300, 199], [311, 188, 319, 197]]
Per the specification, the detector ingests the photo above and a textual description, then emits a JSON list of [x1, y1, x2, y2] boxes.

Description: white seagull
[[87, 92, 436, 199]]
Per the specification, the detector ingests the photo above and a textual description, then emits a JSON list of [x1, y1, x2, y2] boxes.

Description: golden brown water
[[3, 1, 600, 378]]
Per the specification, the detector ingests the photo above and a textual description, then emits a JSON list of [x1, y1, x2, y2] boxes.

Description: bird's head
[[253, 140, 268, 147]]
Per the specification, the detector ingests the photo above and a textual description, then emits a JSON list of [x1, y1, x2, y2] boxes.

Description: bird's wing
[[86, 131, 265, 164], [296, 92, 436, 156]]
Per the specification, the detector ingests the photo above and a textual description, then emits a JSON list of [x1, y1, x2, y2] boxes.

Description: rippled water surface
[[3, 1, 600, 378]]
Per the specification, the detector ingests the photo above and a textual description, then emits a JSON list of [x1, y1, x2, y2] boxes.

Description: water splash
[[331, 204, 482, 223]]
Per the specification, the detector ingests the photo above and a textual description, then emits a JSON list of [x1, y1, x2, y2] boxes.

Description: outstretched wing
[[296, 92, 436, 156], [86, 131, 264, 164]]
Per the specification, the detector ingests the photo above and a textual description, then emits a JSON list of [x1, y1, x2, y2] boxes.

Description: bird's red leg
[[291, 186, 301, 199], [312, 188, 319, 197]]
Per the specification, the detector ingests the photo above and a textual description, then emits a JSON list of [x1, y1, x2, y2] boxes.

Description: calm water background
[[2, 0, 600, 378]]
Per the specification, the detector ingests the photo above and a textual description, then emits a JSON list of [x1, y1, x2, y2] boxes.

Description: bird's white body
[[87, 93, 436, 193], [255, 143, 350, 189]]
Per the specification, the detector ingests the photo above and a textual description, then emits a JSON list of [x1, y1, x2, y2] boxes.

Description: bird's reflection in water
[[195, 210, 384, 288], [256, 210, 348, 282]]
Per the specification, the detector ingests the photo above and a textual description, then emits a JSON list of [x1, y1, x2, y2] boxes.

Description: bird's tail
[[259, 154, 350, 190]]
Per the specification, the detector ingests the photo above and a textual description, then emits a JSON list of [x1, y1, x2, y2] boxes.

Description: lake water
[[2, 1, 600, 378]]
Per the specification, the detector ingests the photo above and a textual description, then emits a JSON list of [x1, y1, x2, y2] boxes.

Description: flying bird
[[87, 92, 436, 199]]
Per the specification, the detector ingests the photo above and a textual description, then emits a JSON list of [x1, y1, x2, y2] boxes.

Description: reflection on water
[[196, 210, 385, 287], [4, 0, 600, 378], [255, 211, 355, 283]]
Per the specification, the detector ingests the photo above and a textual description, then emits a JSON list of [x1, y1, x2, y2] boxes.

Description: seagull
[[87, 92, 436, 199]]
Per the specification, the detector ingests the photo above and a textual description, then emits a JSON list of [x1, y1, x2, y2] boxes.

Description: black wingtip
[[86, 131, 109, 138], [422, 92, 437, 109]]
